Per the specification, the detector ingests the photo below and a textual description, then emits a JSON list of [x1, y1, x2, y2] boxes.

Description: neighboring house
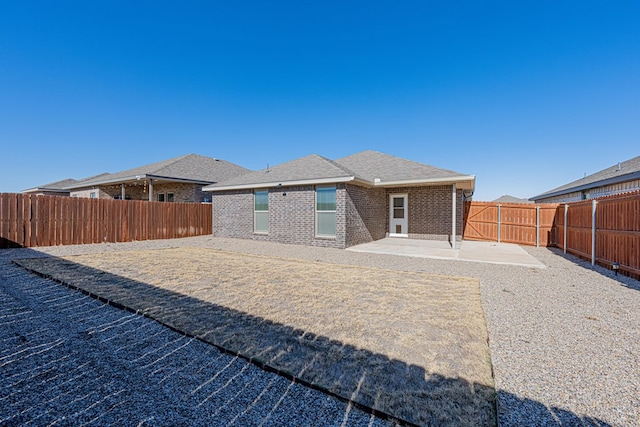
[[492, 195, 533, 204], [531, 155, 640, 203], [65, 154, 250, 203], [204, 150, 475, 249], [22, 178, 78, 196], [21, 173, 111, 196]]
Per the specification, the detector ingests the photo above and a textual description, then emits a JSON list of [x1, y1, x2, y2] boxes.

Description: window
[[157, 193, 165, 202], [254, 190, 269, 233], [316, 186, 336, 237], [90, 192, 97, 199], [167, 193, 174, 202]]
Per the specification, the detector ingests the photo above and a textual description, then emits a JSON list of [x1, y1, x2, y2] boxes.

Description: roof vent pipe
[[616, 162, 621, 171]]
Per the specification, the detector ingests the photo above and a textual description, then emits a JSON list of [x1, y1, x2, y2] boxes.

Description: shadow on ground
[[9, 250, 612, 427]]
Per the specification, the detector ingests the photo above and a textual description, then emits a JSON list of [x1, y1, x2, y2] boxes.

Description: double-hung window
[[254, 190, 269, 233], [316, 186, 336, 237]]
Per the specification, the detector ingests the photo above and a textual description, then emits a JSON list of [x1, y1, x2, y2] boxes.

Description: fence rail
[[0, 193, 212, 249]]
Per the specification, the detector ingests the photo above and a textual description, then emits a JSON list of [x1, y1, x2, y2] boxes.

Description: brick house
[[204, 150, 475, 249], [65, 154, 250, 203], [531, 155, 640, 203]]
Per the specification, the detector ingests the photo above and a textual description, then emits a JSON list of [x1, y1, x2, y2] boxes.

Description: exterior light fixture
[[612, 262, 619, 276]]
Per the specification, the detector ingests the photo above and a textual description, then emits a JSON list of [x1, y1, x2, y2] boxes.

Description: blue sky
[[1, 1, 638, 200]]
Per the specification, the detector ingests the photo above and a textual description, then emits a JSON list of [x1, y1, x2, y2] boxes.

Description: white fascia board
[[65, 175, 148, 189], [374, 175, 476, 188], [66, 174, 211, 189], [204, 176, 356, 192]]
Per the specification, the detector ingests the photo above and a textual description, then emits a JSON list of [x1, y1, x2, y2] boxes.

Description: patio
[[346, 238, 545, 268]]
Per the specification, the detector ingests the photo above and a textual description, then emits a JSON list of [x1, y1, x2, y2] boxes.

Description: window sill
[[315, 235, 336, 240], [253, 232, 269, 236]]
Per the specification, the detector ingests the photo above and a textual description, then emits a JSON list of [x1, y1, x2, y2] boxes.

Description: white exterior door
[[389, 194, 408, 237]]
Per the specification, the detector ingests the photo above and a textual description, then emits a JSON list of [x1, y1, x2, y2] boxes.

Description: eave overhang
[[204, 175, 476, 192], [65, 174, 214, 189], [530, 171, 640, 201]]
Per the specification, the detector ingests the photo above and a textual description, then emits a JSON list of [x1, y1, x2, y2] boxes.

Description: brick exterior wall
[[384, 185, 463, 242], [345, 184, 387, 247], [212, 182, 464, 248], [71, 182, 208, 202], [70, 188, 113, 199], [212, 190, 254, 239], [212, 184, 347, 248]]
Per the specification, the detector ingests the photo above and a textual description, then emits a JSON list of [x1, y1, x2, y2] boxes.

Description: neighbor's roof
[[492, 195, 533, 204], [531, 155, 640, 201], [22, 178, 78, 194], [65, 154, 250, 189], [204, 150, 475, 191]]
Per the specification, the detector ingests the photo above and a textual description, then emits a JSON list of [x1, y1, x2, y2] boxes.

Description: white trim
[[206, 176, 358, 192], [374, 175, 475, 188], [65, 174, 213, 189], [204, 175, 476, 192], [389, 233, 409, 238]]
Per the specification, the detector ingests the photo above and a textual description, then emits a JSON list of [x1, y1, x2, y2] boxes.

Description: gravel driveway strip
[[4, 235, 640, 426]]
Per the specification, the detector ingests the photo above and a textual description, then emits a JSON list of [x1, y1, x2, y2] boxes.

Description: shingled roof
[[22, 178, 78, 194], [493, 195, 533, 204], [335, 150, 466, 184], [65, 154, 250, 189], [531, 155, 640, 201], [204, 150, 474, 191]]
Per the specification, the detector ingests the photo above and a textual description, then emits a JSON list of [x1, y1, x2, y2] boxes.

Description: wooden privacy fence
[[0, 193, 212, 249], [463, 202, 558, 246], [464, 192, 640, 280], [554, 191, 640, 280]]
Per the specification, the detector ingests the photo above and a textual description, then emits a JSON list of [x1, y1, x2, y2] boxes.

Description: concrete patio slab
[[346, 238, 545, 268]]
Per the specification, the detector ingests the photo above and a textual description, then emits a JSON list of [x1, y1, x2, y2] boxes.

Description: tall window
[[254, 190, 269, 233], [316, 186, 336, 237]]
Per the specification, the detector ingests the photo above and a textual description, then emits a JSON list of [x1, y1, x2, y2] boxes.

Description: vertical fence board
[[0, 193, 212, 249], [464, 202, 558, 246]]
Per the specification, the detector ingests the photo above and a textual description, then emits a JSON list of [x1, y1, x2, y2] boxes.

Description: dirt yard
[[15, 247, 495, 426]]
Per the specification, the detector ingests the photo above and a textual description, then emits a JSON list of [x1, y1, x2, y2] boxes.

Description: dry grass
[[16, 247, 495, 426]]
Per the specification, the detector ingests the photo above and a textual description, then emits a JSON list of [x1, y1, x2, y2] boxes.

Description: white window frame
[[315, 185, 336, 238], [254, 190, 269, 234], [167, 193, 174, 202], [157, 193, 165, 202]]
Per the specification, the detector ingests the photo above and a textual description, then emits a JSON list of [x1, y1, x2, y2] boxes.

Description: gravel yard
[[3, 235, 640, 426]]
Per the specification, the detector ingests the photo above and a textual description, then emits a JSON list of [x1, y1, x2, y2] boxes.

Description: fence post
[[497, 203, 501, 243], [563, 204, 568, 254], [535, 205, 540, 247], [591, 199, 597, 266]]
